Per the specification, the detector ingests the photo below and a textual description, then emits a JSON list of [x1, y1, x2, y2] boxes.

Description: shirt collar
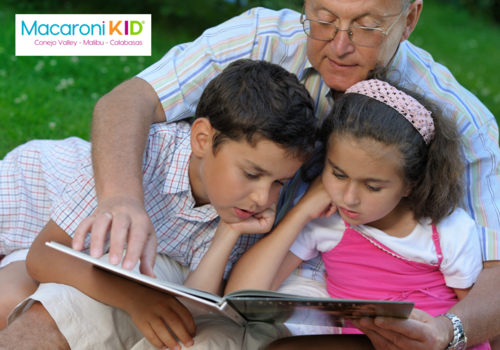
[[298, 58, 315, 82], [300, 58, 333, 103], [388, 42, 408, 81], [162, 133, 219, 222]]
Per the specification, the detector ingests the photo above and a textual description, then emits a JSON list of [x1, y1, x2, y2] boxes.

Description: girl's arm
[[184, 204, 277, 295], [225, 176, 336, 293], [453, 287, 472, 301], [225, 204, 310, 293], [270, 251, 304, 291], [27, 219, 196, 350]]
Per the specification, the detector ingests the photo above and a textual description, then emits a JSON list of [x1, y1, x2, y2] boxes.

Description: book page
[[226, 297, 414, 328], [45, 242, 223, 304]]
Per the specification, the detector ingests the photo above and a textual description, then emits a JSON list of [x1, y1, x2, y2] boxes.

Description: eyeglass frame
[[299, 3, 407, 48]]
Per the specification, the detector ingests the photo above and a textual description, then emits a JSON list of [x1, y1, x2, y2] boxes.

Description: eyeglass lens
[[303, 20, 384, 47]]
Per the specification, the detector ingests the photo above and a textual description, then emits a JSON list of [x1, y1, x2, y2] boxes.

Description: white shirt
[[290, 208, 483, 289]]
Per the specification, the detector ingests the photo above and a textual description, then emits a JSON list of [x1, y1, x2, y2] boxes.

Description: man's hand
[[72, 196, 157, 277], [125, 285, 196, 350], [353, 308, 453, 350]]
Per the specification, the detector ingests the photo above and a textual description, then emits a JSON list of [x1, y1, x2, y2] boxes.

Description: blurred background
[[1, 0, 500, 158]]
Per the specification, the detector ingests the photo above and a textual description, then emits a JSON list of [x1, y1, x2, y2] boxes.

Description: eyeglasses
[[300, 5, 406, 48]]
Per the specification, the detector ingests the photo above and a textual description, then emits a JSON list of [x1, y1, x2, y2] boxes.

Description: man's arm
[[73, 8, 306, 275], [453, 261, 500, 344], [29, 219, 196, 350], [354, 261, 500, 349], [72, 77, 165, 276]]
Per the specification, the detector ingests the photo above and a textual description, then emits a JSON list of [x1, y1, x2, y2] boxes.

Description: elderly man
[[1, 0, 500, 349]]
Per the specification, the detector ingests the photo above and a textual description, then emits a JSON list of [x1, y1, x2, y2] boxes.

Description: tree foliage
[[8, 0, 303, 32], [433, 0, 500, 23]]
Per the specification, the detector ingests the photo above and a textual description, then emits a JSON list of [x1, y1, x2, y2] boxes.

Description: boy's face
[[189, 121, 304, 223]]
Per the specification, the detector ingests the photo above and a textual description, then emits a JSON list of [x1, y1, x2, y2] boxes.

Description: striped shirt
[[0, 122, 259, 278], [137, 7, 500, 280], [0, 138, 90, 255]]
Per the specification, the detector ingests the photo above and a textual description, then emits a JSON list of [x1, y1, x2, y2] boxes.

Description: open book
[[46, 241, 414, 328]]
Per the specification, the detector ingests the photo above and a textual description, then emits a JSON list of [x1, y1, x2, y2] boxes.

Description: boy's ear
[[190, 118, 213, 157]]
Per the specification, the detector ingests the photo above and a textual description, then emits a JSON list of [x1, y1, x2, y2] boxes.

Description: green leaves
[[433, 0, 500, 23]]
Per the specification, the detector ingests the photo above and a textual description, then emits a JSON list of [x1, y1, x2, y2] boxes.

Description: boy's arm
[[184, 204, 277, 295], [73, 8, 275, 274], [183, 222, 241, 295], [224, 205, 309, 293], [225, 177, 336, 293], [27, 219, 196, 350]]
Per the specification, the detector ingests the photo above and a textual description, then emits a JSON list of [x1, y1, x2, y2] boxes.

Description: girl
[[225, 79, 489, 350]]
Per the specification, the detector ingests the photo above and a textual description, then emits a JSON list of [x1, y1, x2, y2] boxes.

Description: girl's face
[[322, 137, 412, 230]]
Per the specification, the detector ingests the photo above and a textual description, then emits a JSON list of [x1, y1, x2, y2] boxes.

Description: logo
[[16, 15, 151, 56]]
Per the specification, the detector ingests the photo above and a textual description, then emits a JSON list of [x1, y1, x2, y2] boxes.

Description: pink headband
[[345, 80, 435, 145]]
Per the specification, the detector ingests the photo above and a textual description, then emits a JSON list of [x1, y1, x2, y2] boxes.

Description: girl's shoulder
[[307, 212, 345, 233], [293, 213, 345, 255], [435, 208, 483, 289], [435, 208, 476, 238]]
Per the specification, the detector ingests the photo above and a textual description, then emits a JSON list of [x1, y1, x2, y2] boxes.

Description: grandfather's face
[[305, 0, 408, 91]]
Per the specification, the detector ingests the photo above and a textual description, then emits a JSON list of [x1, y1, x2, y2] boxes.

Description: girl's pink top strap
[[431, 224, 444, 266]]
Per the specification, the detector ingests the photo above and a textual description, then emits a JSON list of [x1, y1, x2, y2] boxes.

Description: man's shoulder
[[436, 208, 475, 235], [230, 7, 302, 27], [399, 41, 494, 129], [210, 7, 306, 45]]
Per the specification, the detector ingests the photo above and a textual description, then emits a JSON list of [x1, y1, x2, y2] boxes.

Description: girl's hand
[[353, 308, 452, 350], [125, 285, 196, 350], [296, 176, 337, 221], [222, 202, 277, 236]]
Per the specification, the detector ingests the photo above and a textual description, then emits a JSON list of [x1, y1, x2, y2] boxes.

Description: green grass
[[1, 1, 500, 158], [0, 6, 197, 158]]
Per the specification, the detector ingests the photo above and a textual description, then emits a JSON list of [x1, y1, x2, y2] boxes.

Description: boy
[[0, 59, 317, 350]]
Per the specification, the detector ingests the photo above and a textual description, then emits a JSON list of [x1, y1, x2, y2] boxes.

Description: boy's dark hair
[[303, 84, 465, 224], [195, 59, 318, 160]]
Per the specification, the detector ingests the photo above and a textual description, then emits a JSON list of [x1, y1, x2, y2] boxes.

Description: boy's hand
[[125, 285, 197, 350], [225, 202, 277, 236], [182, 203, 277, 294], [72, 195, 158, 277], [296, 176, 337, 221]]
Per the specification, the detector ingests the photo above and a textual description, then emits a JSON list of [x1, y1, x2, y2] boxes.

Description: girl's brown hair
[[303, 84, 465, 224]]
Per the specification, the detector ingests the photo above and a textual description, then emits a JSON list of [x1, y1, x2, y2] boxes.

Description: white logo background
[[16, 14, 151, 56]]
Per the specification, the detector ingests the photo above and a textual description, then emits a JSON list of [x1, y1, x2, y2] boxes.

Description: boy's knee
[[0, 277, 38, 304], [0, 263, 39, 330]]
